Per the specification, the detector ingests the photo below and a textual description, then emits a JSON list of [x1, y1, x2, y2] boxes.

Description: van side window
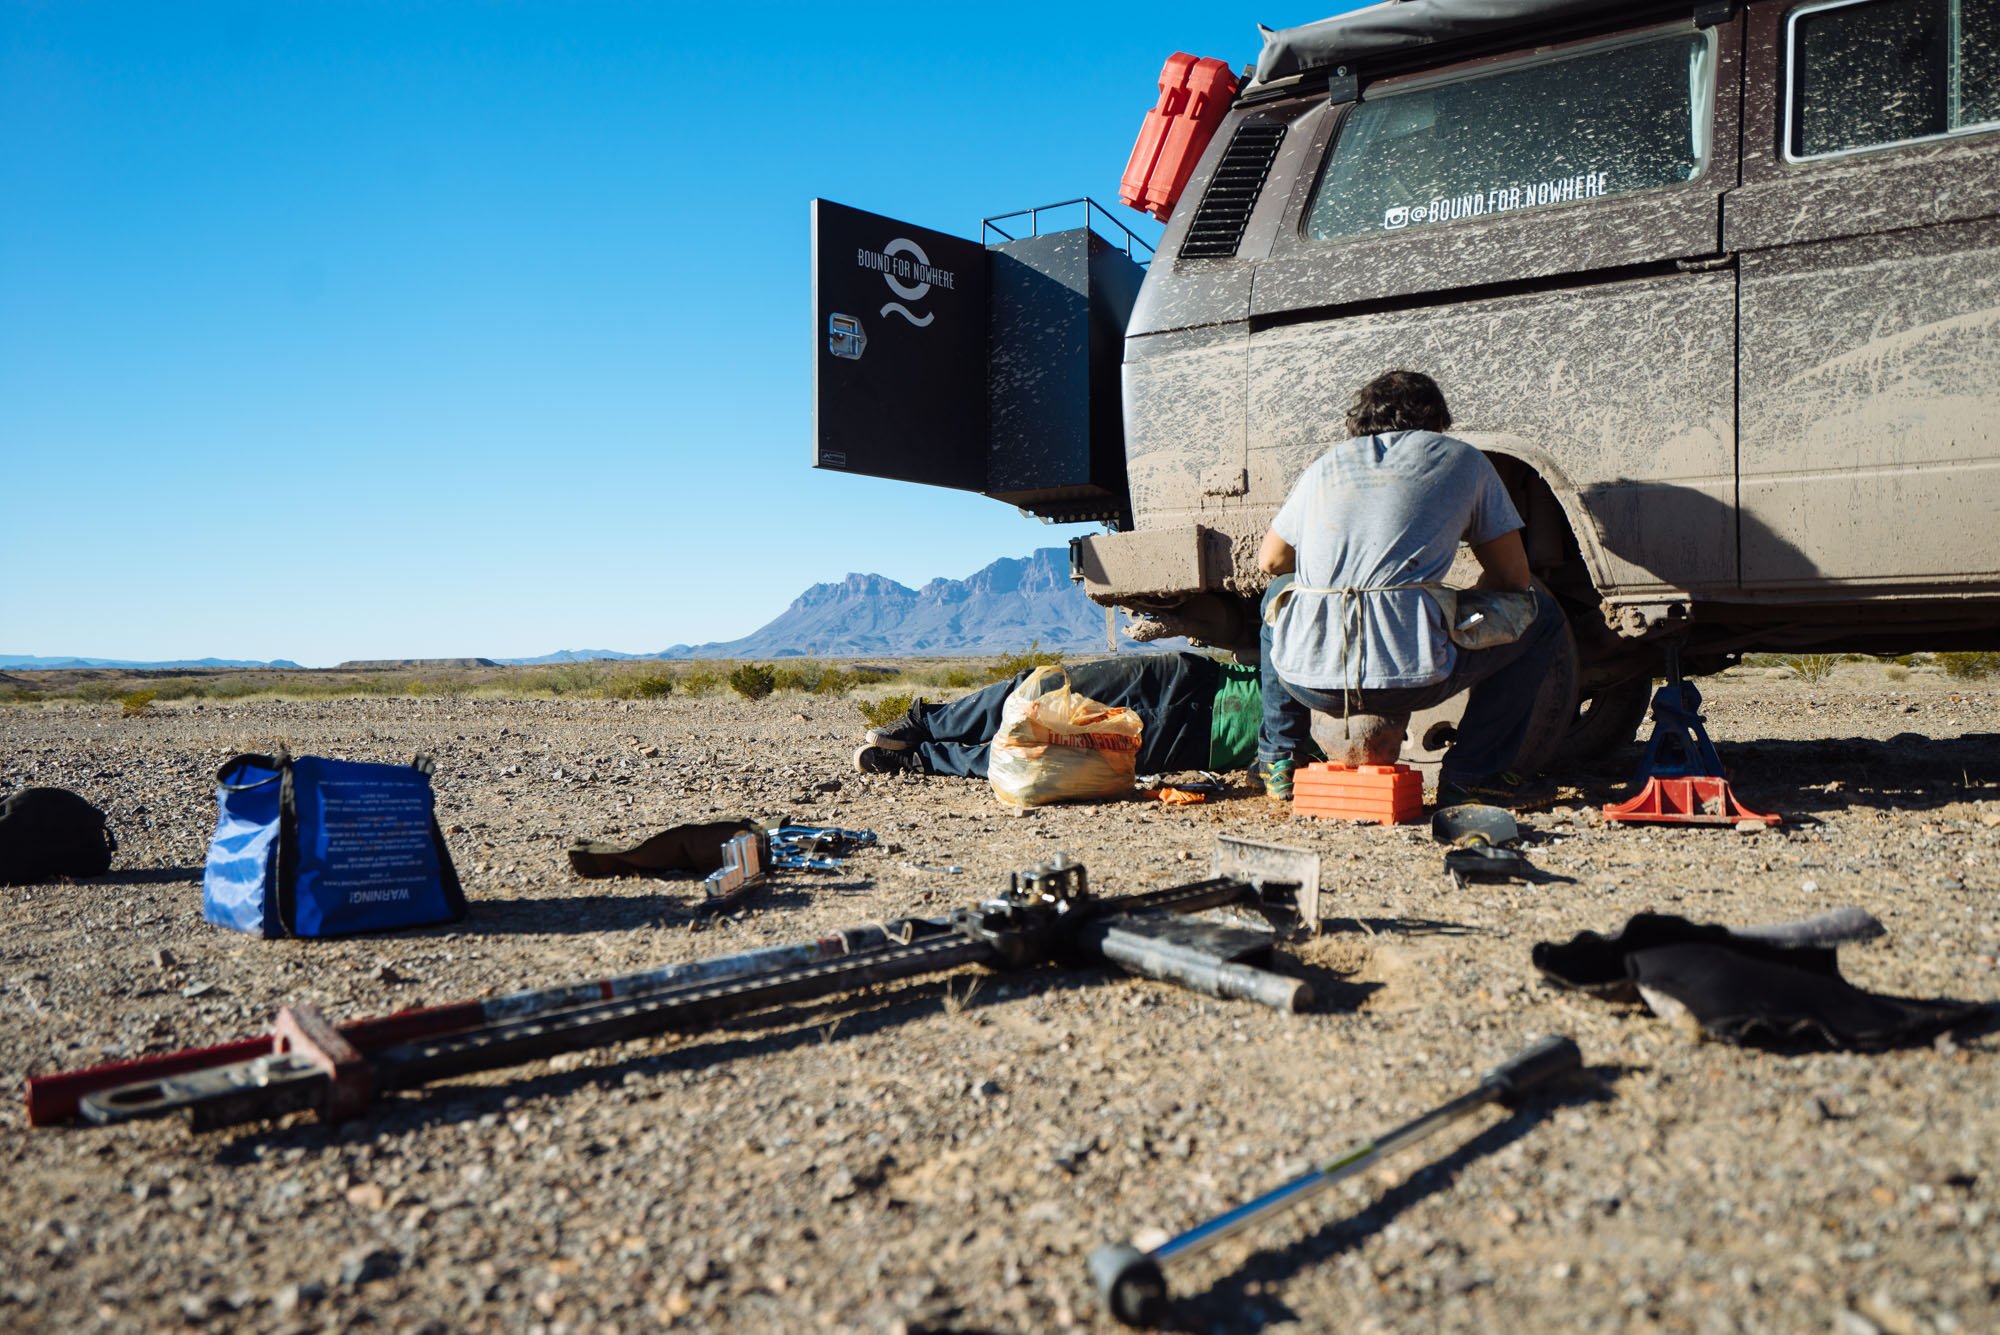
[[1305, 31, 1713, 241], [1788, 0, 2000, 159]]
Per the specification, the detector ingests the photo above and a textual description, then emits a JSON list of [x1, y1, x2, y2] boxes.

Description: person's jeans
[[1256, 575, 1316, 767], [912, 656, 1219, 778], [1259, 579, 1565, 784]]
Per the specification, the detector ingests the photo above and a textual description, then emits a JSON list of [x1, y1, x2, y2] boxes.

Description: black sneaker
[[863, 701, 926, 751], [853, 745, 918, 775]]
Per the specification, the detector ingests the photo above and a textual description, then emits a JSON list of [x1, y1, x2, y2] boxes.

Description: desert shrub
[[202, 676, 269, 700], [858, 693, 917, 730], [991, 641, 1064, 678], [1782, 654, 1839, 686], [1938, 651, 2000, 680], [75, 681, 120, 704], [937, 642, 1068, 690], [728, 663, 776, 700], [773, 663, 837, 694], [1883, 664, 1911, 683], [598, 669, 674, 701], [679, 667, 722, 696], [776, 663, 899, 696], [549, 663, 608, 697], [119, 688, 158, 717]]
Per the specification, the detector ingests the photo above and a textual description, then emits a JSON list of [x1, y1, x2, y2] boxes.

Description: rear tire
[[1555, 677, 1653, 761], [1401, 580, 1580, 775]]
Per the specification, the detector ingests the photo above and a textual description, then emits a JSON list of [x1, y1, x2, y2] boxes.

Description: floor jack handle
[[1089, 1035, 1581, 1326]]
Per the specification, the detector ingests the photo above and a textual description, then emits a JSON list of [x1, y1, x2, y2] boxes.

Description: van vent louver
[[1177, 123, 1286, 259]]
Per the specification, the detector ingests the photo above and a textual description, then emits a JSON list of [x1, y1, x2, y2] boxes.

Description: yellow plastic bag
[[988, 666, 1144, 807]]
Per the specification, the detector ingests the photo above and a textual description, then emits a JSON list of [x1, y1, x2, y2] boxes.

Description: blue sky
[[1, 2, 1338, 667]]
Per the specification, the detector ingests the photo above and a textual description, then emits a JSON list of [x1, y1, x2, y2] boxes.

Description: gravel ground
[[2, 665, 1996, 1334]]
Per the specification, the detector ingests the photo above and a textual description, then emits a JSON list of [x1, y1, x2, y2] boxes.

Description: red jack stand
[[1603, 650, 1780, 827]]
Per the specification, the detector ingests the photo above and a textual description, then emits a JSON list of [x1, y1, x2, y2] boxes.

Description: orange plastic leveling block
[[1293, 763, 1425, 826]]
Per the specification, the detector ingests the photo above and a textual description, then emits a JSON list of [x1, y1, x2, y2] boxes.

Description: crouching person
[[853, 651, 1266, 782], [1257, 370, 1565, 809]]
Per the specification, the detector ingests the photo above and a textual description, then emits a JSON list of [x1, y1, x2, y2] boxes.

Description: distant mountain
[[336, 658, 501, 670], [658, 548, 1144, 658], [0, 654, 304, 670], [496, 649, 653, 665], [4, 550, 1169, 668]]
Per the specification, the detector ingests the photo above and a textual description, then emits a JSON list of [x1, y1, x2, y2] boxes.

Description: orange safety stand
[[1602, 775, 1780, 827], [1294, 763, 1424, 826]]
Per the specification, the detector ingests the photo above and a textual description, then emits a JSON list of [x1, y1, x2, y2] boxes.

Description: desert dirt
[[2, 664, 1996, 1335]]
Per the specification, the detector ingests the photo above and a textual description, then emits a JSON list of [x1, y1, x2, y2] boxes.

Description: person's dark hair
[[1345, 370, 1452, 436]]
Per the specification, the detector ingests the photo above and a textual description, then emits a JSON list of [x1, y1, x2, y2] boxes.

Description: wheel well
[[1481, 453, 1660, 690]]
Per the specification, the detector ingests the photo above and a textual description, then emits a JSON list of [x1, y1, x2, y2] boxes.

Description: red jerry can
[[1120, 53, 1239, 221]]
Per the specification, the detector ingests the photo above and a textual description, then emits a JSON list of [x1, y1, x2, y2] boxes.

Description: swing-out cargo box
[[814, 0, 2000, 755]]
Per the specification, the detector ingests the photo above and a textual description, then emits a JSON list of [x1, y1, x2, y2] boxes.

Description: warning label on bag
[[316, 783, 432, 893]]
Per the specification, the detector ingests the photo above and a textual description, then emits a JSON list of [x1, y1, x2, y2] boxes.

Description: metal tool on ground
[[768, 824, 877, 871], [1431, 804, 1518, 847], [1432, 803, 1543, 886], [1088, 1035, 1584, 1326], [693, 830, 768, 919], [28, 918, 951, 1126], [1211, 834, 1322, 931], [1604, 646, 1780, 827], [66, 857, 1314, 1132]]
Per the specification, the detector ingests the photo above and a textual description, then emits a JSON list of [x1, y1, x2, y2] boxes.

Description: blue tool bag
[[202, 751, 468, 938]]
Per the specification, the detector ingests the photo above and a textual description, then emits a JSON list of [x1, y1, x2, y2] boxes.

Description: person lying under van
[[852, 651, 1310, 791]]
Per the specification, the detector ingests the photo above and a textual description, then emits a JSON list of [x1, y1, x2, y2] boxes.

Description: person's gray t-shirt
[[1269, 430, 1522, 691]]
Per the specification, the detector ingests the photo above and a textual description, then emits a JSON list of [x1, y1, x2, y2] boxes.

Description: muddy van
[[814, 0, 2000, 754]]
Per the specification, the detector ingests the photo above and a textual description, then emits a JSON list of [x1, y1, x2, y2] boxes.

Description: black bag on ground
[[0, 788, 117, 885]]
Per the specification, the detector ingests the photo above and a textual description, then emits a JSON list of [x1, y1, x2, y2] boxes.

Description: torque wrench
[[1088, 1034, 1582, 1326]]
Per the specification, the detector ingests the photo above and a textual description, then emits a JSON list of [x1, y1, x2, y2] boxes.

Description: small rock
[[337, 1246, 400, 1288], [1734, 820, 1768, 834], [971, 1079, 1002, 1101], [1053, 1138, 1095, 1172], [813, 778, 842, 793], [345, 1182, 386, 1210], [1801, 879, 1820, 894], [271, 1284, 303, 1317], [152, 947, 176, 969], [180, 981, 217, 999], [374, 963, 402, 984]]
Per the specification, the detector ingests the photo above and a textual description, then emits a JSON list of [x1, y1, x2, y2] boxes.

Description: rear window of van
[[1306, 30, 1715, 241]]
